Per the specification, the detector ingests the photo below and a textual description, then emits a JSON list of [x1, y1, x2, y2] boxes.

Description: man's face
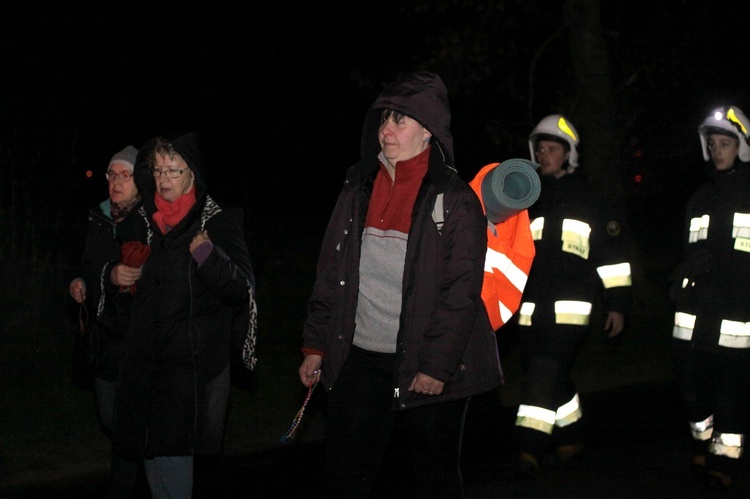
[[708, 133, 739, 171], [534, 140, 569, 178]]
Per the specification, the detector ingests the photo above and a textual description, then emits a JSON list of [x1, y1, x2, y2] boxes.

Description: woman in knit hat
[[68, 144, 143, 497]]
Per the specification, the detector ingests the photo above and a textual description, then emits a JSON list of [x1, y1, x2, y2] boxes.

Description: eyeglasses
[[105, 170, 133, 182], [151, 168, 189, 179]]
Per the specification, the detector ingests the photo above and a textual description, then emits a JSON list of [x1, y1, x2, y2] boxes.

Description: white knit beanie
[[108, 145, 139, 172]]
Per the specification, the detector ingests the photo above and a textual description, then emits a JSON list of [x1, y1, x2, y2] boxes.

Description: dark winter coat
[[671, 164, 750, 348], [302, 72, 503, 410], [112, 133, 255, 458], [75, 199, 138, 381]]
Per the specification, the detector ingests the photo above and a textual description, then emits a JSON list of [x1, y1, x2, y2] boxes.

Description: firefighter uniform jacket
[[672, 164, 750, 349], [518, 171, 632, 330]]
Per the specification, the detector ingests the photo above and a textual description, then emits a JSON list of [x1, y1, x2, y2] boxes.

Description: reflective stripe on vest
[[710, 432, 745, 459], [516, 404, 556, 434], [469, 163, 536, 331], [596, 262, 633, 289], [484, 246, 529, 327], [673, 312, 696, 341]]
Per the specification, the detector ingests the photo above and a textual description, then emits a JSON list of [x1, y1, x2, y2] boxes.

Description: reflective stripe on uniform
[[710, 432, 744, 459], [673, 312, 695, 341], [555, 393, 583, 428], [690, 414, 714, 441], [518, 302, 535, 326], [517, 301, 592, 326], [689, 215, 710, 243], [561, 219, 591, 259], [596, 262, 633, 288], [530, 217, 544, 241], [555, 300, 592, 326], [516, 404, 556, 434], [732, 212, 750, 239], [719, 319, 750, 349]]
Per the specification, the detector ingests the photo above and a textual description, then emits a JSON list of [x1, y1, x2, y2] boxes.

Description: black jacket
[[521, 171, 632, 330], [112, 133, 255, 458], [672, 164, 750, 348], [74, 199, 138, 380], [302, 72, 503, 410]]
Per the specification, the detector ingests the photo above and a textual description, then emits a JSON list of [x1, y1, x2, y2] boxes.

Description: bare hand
[[299, 354, 322, 387], [190, 230, 211, 254], [604, 311, 625, 338], [110, 263, 142, 288], [407, 372, 444, 396], [69, 278, 86, 303]]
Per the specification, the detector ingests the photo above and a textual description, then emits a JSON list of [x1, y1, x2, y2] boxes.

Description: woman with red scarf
[[110, 133, 256, 498]]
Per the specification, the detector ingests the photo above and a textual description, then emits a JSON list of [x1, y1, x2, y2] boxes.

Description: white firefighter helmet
[[528, 114, 580, 170], [698, 106, 750, 162]]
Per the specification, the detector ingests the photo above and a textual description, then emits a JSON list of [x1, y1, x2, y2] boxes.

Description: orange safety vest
[[468, 163, 536, 332]]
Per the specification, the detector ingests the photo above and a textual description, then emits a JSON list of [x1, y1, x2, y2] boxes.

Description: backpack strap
[[432, 192, 444, 234]]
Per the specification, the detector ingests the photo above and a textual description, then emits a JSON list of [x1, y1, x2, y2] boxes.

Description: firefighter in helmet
[[670, 105, 750, 491], [511, 114, 633, 479]]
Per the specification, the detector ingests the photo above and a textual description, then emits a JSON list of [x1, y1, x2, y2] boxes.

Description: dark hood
[[133, 132, 207, 203], [360, 71, 454, 166]]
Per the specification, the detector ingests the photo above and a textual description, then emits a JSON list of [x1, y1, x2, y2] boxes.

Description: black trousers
[[513, 324, 587, 460], [319, 345, 470, 499], [671, 340, 750, 477]]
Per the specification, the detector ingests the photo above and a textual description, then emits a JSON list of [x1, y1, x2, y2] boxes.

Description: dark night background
[[2, 0, 750, 492]]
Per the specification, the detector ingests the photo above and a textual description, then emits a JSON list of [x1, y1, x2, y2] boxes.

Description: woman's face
[[107, 162, 138, 205], [153, 152, 194, 201], [378, 113, 431, 167], [708, 133, 739, 171]]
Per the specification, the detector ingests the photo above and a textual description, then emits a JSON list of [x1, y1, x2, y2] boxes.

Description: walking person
[[670, 105, 750, 491], [110, 132, 257, 498], [510, 114, 633, 478], [297, 71, 503, 499], [68, 144, 143, 498]]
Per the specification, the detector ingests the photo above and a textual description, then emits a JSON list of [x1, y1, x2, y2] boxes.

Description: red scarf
[[152, 188, 197, 233]]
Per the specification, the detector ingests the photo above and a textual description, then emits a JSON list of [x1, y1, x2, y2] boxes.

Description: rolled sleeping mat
[[481, 158, 541, 224]]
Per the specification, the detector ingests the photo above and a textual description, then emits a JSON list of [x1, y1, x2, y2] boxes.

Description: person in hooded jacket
[[297, 71, 503, 498], [670, 105, 750, 491], [109, 133, 256, 499], [69, 144, 143, 498]]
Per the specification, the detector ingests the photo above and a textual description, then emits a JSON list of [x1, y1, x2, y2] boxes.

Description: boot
[[555, 443, 585, 461], [689, 454, 706, 481], [704, 469, 732, 490], [516, 452, 540, 480]]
